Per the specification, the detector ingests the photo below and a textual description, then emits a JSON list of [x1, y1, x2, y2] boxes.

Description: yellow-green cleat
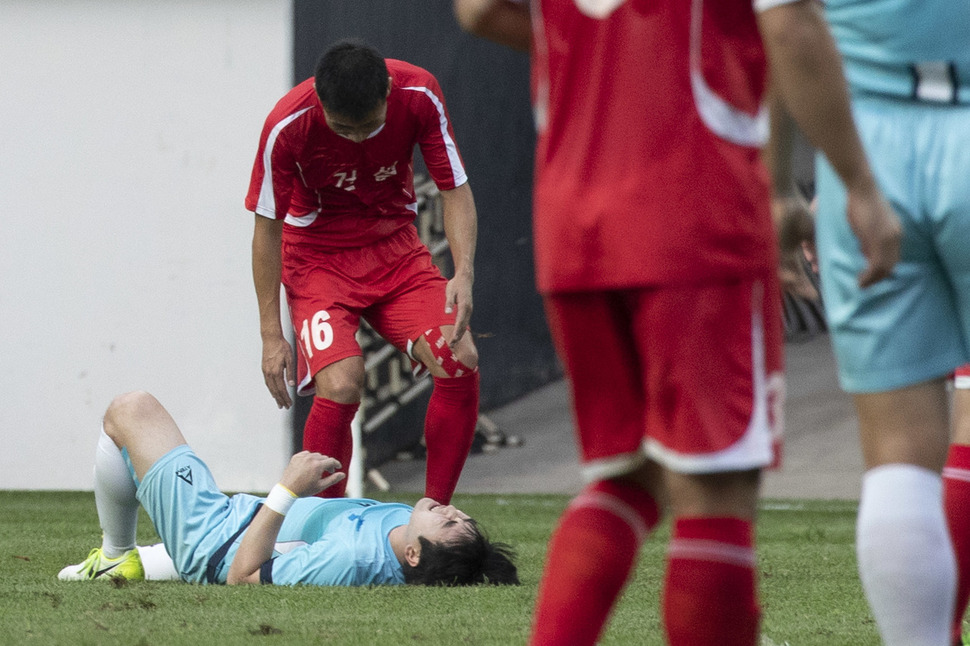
[[58, 547, 144, 581]]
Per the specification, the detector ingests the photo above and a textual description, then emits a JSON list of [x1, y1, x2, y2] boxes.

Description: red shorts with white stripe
[[282, 226, 455, 396], [543, 273, 784, 479]]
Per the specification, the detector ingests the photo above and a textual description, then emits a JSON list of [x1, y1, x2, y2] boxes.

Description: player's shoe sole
[[58, 547, 145, 581]]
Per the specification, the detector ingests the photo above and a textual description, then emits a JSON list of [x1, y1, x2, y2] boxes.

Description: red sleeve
[[410, 75, 468, 190], [244, 110, 305, 220]]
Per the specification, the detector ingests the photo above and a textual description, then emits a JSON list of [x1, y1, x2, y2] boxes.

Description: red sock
[[423, 372, 479, 504], [664, 517, 759, 646], [530, 480, 660, 646], [944, 444, 970, 645], [302, 397, 358, 498]]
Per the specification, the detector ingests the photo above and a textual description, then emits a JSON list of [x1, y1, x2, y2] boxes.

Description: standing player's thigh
[[931, 103, 970, 357], [815, 98, 967, 393], [635, 278, 782, 473], [543, 291, 648, 480], [364, 248, 455, 353], [284, 274, 366, 397]]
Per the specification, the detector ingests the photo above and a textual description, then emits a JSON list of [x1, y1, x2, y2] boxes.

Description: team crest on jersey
[[374, 163, 398, 182], [176, 465, 193, 485]]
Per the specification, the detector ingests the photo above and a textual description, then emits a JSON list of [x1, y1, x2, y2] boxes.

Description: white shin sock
[[857, 463, 956, 646], [94, 428, 139, 558]]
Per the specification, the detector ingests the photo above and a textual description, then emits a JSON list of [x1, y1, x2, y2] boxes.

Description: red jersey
[[245, 60, 467, 249], [531, 0, 775, 292]]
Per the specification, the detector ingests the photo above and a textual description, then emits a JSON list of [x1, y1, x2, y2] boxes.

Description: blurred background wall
[[0, 0, 295, 490]]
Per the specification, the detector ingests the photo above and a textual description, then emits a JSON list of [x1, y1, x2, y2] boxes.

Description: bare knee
[[665, 469, 761, 520], [103, 390, 162, 445], [313, 359, 365, 403]]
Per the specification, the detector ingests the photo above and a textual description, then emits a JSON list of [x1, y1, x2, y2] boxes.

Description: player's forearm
[[441, 183, 478, 281], [757, 1, 877, 193], [226, 508, 284, 585], [453, 0, 531, 52], [763, 86, 800, 198], [252, 216, 286, 340]]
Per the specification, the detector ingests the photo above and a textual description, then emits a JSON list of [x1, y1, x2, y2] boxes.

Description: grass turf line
[[2, 492, 884, 645]]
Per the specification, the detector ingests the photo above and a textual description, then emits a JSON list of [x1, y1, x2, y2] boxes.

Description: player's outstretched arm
[[440, 182, 478, 347], [252, 215, 295, 409], [757, 0, 901, 287], [453, 0, 531, 52], [227, 452, 344, 585]]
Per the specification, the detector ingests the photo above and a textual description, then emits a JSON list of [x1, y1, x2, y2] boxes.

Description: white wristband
[[264, 483, 297, 516]]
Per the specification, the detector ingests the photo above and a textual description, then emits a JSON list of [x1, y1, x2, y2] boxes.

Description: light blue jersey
[[816, 0, 970, 393], [128, 445, 409, 586], [825, 0, 970, 104]]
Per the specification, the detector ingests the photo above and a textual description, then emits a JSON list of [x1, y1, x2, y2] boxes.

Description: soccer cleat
[[58, 547, 144, 581]]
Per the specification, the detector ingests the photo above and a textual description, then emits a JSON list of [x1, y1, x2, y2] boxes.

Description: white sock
[[94, 427, 139, 558], [856, 463, 956, 646], [136, 543, 180, 581]]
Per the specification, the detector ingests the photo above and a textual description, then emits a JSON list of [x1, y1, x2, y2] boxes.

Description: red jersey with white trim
[[245, 60, 467, 249], [531, 0, 776, 292]]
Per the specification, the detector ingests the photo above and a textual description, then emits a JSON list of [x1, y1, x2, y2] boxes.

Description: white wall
[[0, 0, 295, 491]]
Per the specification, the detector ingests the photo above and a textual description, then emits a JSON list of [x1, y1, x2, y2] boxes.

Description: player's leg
[[529, 290, 664, 646], [305, 356, 365, 498], [946, 371, 970, 646], [854, 383, 955, 646], [936, 101, 970, 646], [639, 277, 780, 646], [409, 326, 479, 504], [816, 97, 964, 646], [662, 470, 761, 646], [366, 238, 480, 505], [60, 390, 186, 581]]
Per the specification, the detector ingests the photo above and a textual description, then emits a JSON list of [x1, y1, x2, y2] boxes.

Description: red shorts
[[543, 274, 784, 478], [282, 226, 455, 396]]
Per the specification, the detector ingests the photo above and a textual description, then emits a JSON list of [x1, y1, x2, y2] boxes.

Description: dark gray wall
[[291, 1, 561, 461]]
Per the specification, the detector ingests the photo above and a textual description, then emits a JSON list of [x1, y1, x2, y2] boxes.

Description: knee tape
[[422, 328, 477, 378]]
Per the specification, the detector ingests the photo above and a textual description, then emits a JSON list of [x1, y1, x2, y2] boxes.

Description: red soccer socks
[[303, 397, 359, 498], [530, 480, 660, 645], [423, 372, 479, 504], [945, 444, 970, 645], [663, 517, 759, 646]]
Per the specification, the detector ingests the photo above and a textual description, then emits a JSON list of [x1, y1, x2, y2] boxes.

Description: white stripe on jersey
[[256, 107, 313, 219], [402, 86, 468, 187], [690, 0, 769, 146]]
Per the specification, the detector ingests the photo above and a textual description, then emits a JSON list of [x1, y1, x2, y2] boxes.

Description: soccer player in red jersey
[[246, 40, 480, 503], [455, 1, 899, 644]]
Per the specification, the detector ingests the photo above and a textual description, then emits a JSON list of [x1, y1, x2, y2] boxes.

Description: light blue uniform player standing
[[814, 2, 970, 645], [58, 391, 518, 589]]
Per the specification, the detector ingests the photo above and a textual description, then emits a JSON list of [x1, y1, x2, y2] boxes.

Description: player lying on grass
[[58, 391, 518, 586]]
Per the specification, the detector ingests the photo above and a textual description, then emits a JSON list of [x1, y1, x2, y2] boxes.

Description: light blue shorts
[[815, 96, 970, 393], [124, 445, 262, 583]]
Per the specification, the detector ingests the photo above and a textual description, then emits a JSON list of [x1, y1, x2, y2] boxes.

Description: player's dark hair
[[314, 39, 389, 121], [401, 521, 519, 587]]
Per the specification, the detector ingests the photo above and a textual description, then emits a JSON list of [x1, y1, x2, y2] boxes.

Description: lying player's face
[[406, 497, 474, 544], [322, 102, 387, 143]]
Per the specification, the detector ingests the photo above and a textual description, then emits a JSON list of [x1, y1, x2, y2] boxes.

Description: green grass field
[[1, 491, 883, 645]]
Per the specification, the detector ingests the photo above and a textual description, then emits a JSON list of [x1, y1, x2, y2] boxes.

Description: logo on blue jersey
[[348, 513, 366, 532], [176, 465, 193, 485]]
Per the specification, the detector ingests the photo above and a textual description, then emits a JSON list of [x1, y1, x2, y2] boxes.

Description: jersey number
[[300, 310, 334, 358]]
